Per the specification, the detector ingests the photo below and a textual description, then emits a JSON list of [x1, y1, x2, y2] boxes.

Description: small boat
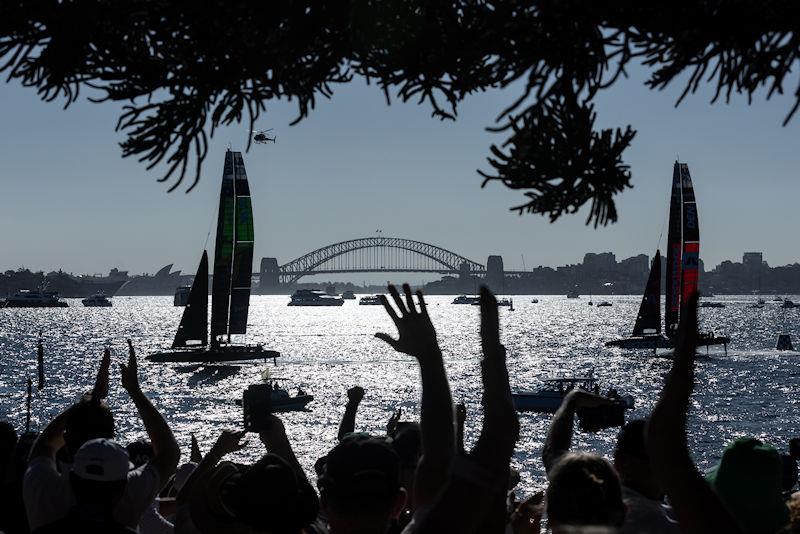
[[236, 380, 314, 413], [749, 302, 766, 309], [82, 293, 112, 307], [288, 289, 344, 306], [531, 298, 539, 304], [782, 300, 797, 309], [699, 301, 725, 308], [471, 298, 512, 307], [359, 295, 383, 306], [342, 290, 356, 300], [452, 295, 480, 305], [512, 375, 634, 414], [773, 296, 784, 302], [174, 285, 191, 306], [596, 301, 612, 307], [148, 150, 280, 364], [3, 289, 68, 308], [567, 290, 580, 298]]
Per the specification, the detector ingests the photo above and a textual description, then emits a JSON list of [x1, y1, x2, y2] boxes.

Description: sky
[[1, 62, 799, 281]]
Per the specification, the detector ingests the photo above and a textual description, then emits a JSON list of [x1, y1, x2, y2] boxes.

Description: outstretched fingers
[[403, 284, 417, 314], [388, 284, 408, 315], [416, 290, 429, 317], [379, 294, 400, 326]]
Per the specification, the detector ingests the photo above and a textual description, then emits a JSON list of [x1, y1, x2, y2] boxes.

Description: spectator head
[[125, 439, 154, 468], [546, 452, 625, 530], [69, 438, 130, 508], [706, 437, 790, 534], [0, 421, 18, 463], [613, 419, 660, 499], [64, 400, 115, 458], [318, 435, 406, 532], [192, 455, 318, 533]]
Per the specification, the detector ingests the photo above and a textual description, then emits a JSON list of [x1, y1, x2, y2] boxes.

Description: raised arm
[[90, 347, 111, 401], [376, 284, 454, 510], [542, 389, 612, 475], [645, 294, 743, 534], [28, 407, 70, 461], [259, 414, 309, 485], [121, 339, 180, 486], [337, 386, 364, 442], [177, 429, 246, 507], [410, 287, 519, 533]]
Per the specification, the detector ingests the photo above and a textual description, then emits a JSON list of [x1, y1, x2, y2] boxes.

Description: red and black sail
[[664, 162, 683, 335]]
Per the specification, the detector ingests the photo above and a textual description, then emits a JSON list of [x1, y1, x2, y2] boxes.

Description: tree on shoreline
[[2, 2, 796, 225]]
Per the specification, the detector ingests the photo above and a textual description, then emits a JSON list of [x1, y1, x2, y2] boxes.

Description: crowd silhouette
[[0, 285, 798, 533]]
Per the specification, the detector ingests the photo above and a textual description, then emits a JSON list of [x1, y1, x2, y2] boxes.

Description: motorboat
[[174, 285, 191, 306], [288, 289, 344, 306], [471, 297, 512, 307], [81, 293, 112, 307], [782, 300, 797, 309], [567, 290, 580, 298], [3, 289, 68, 308], [773, 296, 784, 302], [531, 298, 539, 303], [359, 295, 383, 306], [512, 375, 634, 414], [342, 290, 356, 300], [452, 295, 480, 305], [699, 301, 725, 308], [235, 380, 314, 413], [596, 301, 612, 307]]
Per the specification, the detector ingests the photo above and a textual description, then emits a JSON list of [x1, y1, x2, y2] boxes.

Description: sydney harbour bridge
[[257, 236, 508, 288]]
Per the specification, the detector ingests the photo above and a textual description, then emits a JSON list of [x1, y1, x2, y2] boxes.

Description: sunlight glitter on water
[[1, 294, 799, 495]]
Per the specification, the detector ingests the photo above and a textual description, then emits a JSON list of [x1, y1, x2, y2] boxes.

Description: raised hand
[[568, 389, 615, 410], [479, 286, 501, 354], [386, 407, 402, 437], [210, 429, 247, 457], [120, 338, 140, 394], [91, 347, 111, 402], [375, 284, 439, 359], [347, 385, 365, 404]]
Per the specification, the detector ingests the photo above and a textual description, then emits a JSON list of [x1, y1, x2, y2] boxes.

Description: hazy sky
[[1, 63, 798, 280]]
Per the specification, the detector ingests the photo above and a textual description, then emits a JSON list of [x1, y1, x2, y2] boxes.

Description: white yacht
[[359, 295, 383, 306], [82, 293, 112, 307], [288, 289, 344, 306], [3, 289, 68, 308]]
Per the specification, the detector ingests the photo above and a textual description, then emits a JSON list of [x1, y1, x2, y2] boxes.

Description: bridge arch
[[278, 237, 484, 283]]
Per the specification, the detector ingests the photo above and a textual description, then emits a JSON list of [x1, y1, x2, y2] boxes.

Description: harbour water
[[1, 295, 798, 495]]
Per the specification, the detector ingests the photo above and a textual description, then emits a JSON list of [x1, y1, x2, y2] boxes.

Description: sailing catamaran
[[148, 151, 279, 363], [606, 161, 729, 353]]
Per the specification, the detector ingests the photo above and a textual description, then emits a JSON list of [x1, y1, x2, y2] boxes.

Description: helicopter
[[250, 128, 276, 144]]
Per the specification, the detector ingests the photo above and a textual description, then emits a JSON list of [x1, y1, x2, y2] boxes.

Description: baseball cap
[[72, 438, 131, 482]]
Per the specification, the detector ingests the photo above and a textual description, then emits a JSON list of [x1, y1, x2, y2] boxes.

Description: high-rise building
[[743, 252, 763, 271]]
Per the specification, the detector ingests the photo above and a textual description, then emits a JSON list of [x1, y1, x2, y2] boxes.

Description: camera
[[243, 384, 272, 433], [577, 403, 626, 432]]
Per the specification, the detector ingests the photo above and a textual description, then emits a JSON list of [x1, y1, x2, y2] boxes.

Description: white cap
[[72, 438, 131, 482]]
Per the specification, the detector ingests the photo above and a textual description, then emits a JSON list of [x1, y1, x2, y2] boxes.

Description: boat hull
[[272, 395, 314, 412], [147, 346, 280, 363], [605, 334, 730, 350], [288, 300, 344, 306], [82, 300, 112, 307], [512, 392, 565, 413], [3, 300, 68, 308]]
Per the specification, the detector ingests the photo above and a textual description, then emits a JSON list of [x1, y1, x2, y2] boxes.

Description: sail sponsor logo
[[684, 204, 697, 229]]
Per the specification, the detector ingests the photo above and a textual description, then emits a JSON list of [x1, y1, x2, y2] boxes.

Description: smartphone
[[243, 384, 272, 433]]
